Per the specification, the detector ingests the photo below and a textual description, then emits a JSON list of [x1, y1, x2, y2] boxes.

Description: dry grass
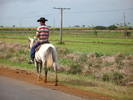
[[0, 41, 132, 85], [58, 50, 133, 86], [0, 41, 28, 63]]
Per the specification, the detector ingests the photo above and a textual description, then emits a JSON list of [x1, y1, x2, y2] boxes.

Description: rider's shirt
[[36, 25, 50, 43]]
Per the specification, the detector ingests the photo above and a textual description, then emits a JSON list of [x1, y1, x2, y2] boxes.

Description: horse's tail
[[45, 47, 53, 68]]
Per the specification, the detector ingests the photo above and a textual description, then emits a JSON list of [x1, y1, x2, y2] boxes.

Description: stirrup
[[28, 59, 34, 64]]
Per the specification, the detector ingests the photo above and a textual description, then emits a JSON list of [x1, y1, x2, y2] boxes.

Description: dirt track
[[0, 66, 119, 100]]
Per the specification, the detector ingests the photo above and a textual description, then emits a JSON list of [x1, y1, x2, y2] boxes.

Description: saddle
[[35, 42, 49, 51], [35, 45, 43, 51]]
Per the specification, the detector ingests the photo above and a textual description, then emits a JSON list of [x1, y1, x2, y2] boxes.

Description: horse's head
[[28, 37, 36, 49]]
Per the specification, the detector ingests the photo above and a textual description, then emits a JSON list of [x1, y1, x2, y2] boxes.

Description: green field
[[0, 27, 133, 55]]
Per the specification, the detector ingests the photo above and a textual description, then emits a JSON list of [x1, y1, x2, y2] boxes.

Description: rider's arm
[[36, 27, 40, 38]]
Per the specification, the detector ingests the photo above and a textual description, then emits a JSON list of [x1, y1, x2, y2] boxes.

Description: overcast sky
[[0, 0, 133, 27]]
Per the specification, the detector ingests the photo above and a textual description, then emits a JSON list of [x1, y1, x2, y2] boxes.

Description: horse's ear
[[29, 37, 31, 41]]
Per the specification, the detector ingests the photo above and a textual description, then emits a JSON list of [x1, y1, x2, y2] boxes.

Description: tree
[[93, 26, 107, 30], [74, 25, 80, 27], [108, 25, 117, 30], [116, 22, 131, 38], [82, 25, 85, 27], [13, 25, 15, 27]]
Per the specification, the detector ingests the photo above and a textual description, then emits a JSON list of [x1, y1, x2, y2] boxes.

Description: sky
[[0, 0, 133, 27]]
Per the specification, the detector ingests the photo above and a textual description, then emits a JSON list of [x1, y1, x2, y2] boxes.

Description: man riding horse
[[28, 17, 50, 64]]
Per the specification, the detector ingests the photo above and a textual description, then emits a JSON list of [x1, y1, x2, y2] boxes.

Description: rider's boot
[[28, 58, 34, 64]]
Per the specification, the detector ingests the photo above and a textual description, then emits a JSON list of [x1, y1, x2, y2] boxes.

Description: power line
[[64, 8, 133, 14], [0, 7, 132, 22], [0, 8, 132, 20]]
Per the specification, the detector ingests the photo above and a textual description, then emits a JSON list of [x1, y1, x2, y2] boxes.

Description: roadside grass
[[57, 73, 133, 100], [0, 59, 34, 69]]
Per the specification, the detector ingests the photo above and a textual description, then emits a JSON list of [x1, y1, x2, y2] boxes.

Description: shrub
[[93, 26, 107, 30], [95, 52, 104, 57], [54, 28, 60, 31], [112, 72, 123, 85], [108, 25, 117, 30], [68, 63, 82, 74], [102, 73, 110, 82]]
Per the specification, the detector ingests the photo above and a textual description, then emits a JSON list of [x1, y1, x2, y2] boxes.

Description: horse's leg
[[53, 62, 58, 86], [55, 68, 58, 86], [39, 63, 42, 80], [44, 68, 48, 83], [35, 61, 40, 80], [43, 61, 48, 83]]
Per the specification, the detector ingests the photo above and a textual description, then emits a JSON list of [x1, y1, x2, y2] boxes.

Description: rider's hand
[[34, 36, 37, 41]]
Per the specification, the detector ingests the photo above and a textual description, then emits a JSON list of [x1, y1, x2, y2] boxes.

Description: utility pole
[[19, 20, 22, 27], [53, 19, 55, 27], [53, 7, 70, 43], [124, 12, 126, 26]]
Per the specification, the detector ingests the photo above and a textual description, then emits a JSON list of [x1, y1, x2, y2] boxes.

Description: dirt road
[[0, 66, 117, 100]]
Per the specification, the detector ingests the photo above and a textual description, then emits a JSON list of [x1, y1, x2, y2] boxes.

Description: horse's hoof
[[55, 84, 58, 86], [37, 78, 42, 81], [37, 78, 40, 81], [40, 77, 43, 81]]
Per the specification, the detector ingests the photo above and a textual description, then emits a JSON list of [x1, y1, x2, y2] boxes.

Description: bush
[[102, 73, 110, 82], [95, 52, 104, 57], [112, 72, 123, 85], [93, 26, 107, 30], [68, 63, 82, 74], [128, 27, 133, 30], [108, 25, 117, 30], [102, 72, 124, 85]]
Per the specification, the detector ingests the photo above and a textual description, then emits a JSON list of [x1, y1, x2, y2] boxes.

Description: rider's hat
[[37, 17, 48, 23]]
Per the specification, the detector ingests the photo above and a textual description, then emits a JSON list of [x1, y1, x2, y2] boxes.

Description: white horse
[[29, 37, 58, 86]]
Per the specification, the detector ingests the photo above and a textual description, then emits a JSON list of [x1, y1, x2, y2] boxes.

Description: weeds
[[102, 73, 110, 82], [0, 41, 133, 86], [112, 72, 123, 85], [58, 50, 133, 85], [68, 63, 82, 74]]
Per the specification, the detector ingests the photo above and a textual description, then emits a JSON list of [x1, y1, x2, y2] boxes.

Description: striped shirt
[[36, 25, 50, 43]]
